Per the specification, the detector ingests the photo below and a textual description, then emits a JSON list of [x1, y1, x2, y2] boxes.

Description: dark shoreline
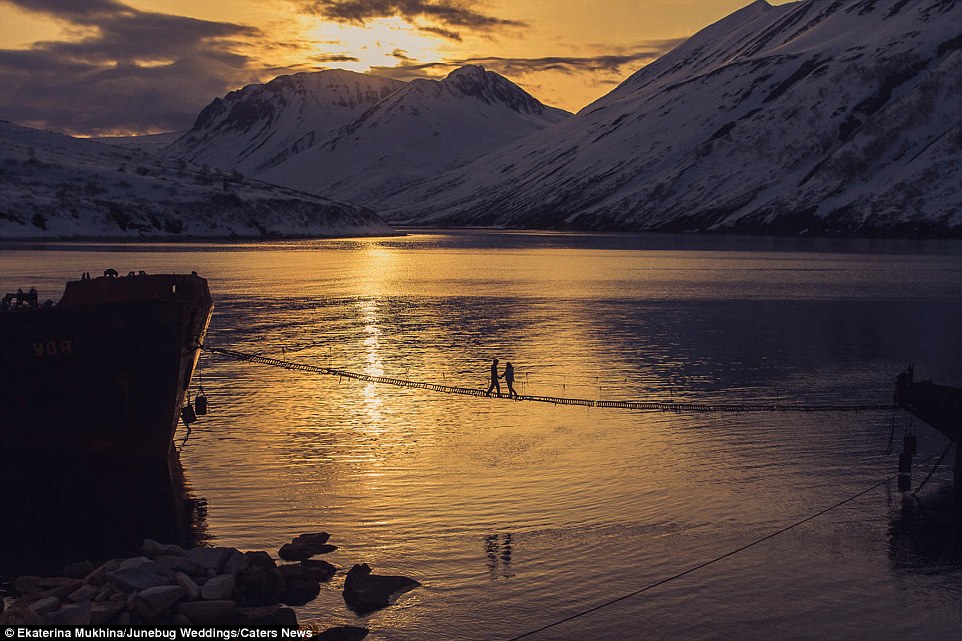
[[3, 224, 961, 246]]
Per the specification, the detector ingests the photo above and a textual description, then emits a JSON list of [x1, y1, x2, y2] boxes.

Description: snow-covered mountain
[[165, 70, 404, 175], [258, 65, 570, 205], [0, 121, 394, 239], [383, 0, 962, 236]]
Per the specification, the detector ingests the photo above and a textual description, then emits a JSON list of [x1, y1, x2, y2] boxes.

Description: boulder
[[342, 564, 420, 614], [42, 601, 91, 625], [90, 600, 126, 625], [52, 579, 85, 600], [239, 605, 298, 628], [301, 559, 337, 582], [84, 559, 123, 586], [223, 550, 250, 576], [201, 575, 236, 601], [235, 567, 284, 607], [177, 600, 240, 625], [92, 584, 114, 602], [278, 579, 320, 607], [63, 560, 95, 579], [67, 584, 100, 603], [245, 551, 277, 570], [129, 585, 186, 623], [311, 544, 338, 555], [275, 565, 322, 605], [107, 561, 175, 592], [314, 627, 369, 641], [292, 532, 330, 547], [277, 543, 314, 561], [119, 556, 153, 570], [143, 538, 186, 558], [277, 564, 319, 582], [174, 572, 201, 601], [14, 576, 78, 595], [154, 554, 205, 576], [28, 596, 60, 616], [279, 542, 337, 561], [0, 606, 42, 625], [187, 547, 232, 574], [12, 576, 44, 594]]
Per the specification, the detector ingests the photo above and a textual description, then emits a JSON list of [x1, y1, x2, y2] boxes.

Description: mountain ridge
[[379, 0, 962, 236], [256, 65, 570, 205], [165, 69, 405, 175], [0, 120, 394, 239]]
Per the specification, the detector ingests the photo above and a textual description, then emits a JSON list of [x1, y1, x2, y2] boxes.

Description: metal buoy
[[181, 402, 197, 427], [195, 391, 208, 416]]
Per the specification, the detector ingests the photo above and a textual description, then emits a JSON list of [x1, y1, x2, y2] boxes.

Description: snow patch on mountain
[[382, 0, 962, 236], [0, 121, 395, 239], [257, 65, 570, 206], [164, 69, 405, 175]]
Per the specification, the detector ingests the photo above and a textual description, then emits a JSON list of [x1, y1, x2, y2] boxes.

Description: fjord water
[[2, 231, 962, 640]]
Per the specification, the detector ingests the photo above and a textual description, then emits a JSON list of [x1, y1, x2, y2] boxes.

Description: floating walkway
[[203, 345, 893, 414]]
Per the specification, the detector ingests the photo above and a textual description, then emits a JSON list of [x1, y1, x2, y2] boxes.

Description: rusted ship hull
[[0, 273, 212, 463]]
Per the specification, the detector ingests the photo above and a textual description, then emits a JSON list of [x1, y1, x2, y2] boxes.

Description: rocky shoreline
[[0, 533, 419, 639]]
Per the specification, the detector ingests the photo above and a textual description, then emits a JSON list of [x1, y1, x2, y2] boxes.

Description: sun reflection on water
[[6, 233, 961, 640]]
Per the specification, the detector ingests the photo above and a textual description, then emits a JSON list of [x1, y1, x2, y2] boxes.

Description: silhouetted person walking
[[487, 358, 501, 397], [504, 362, 518, 398]]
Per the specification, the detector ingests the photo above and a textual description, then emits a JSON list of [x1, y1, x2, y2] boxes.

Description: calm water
[[2, 231, 962, 639]]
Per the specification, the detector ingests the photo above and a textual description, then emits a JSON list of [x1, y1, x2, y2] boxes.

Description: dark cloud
[[368, 39, 686, 81], [0, 0, 266, 135], [4, 0, 131, 23], [308, 53, 362, 63], [417, 24, 463, 41], [300, 1, 525, 39]]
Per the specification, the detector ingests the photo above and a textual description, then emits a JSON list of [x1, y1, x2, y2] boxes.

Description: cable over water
[[202, 345, 893, 414], [500, 448, 944, 641]]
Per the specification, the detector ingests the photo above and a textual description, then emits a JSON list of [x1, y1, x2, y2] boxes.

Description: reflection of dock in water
[[889, 487, 962, 573], [0, 450, 208, 580], [894, 368, 962, 495]]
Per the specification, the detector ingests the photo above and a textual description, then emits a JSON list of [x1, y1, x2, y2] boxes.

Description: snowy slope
[[97, 132, 185, 154], [258, 65, 570, 206], [383, 0, 962, 236], [165, 70, 404, 175], [0, 121, 395, 239]]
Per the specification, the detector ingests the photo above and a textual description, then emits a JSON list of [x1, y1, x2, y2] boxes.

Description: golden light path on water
[[1, 231, 961, 640]]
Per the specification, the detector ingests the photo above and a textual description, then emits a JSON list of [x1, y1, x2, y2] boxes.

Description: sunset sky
[[0, 0, 789, 136]]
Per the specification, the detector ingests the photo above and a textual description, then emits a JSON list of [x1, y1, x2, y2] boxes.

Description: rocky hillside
[[381, 0, 962, 236], [164, 66, 570, 208], [258, 65, 570, 206], [0, 121, 395, 239], [164, 70, 404, 175]]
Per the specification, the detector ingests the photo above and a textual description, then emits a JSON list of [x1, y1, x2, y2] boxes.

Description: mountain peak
[[446, 64, 487, 79], [166, 70, 404, 173], [437, 65, 565, 117], [381, 0, 962, 236]]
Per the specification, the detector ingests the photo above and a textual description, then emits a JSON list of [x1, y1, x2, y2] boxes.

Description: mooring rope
[[500, 450, 943, 641], [201, 345, 893, 414]]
